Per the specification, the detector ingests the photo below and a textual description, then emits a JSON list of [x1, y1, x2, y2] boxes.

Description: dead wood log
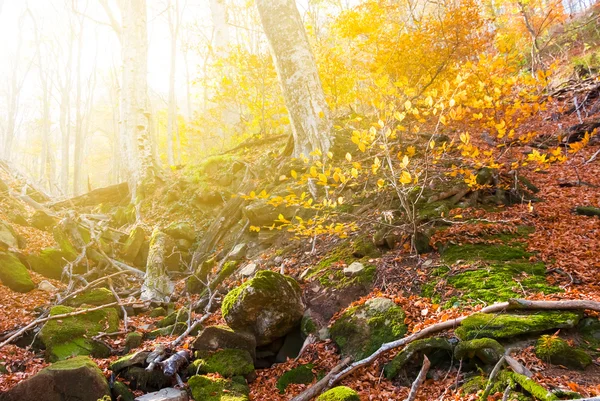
[[161, 350, 190, 376], [141, 228, 174, 302], [49, 182, 130, 209], [292, 299, 600, 400], [405, 355, 431, 401]]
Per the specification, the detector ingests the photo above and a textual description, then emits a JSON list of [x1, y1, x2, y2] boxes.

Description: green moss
[[157, 308, 189, 328], [188, 349, 254, 378], [575, 206, 600, 217], [188, 374, 249, 401], [112, 381, 135, 401], [0, 252, 35, 293], [276, 364, 314, 393], [317, 386, 360, 401], [52, 228, 79, 260], [417, 200, 454, 221], [301, 315, 317, 336], [461, 375, 487, 394], [149, 307, 167, 317], [124, 332, 143, 351], [454, 338, 504, 365], [441, 243, 529, 264], [66, 288, 115, 307], [40, 305, 119, 362], [146, 322, 188, 339], [510, 372, 559, 401], [455, 311, 582, 340], [331, 298, 407, 360], [351, 237, 380, 258], [535, 335, 592, 369], [121, 226, 147, 261], [384, 337, 452, 379], [26, 248, 69, 280]]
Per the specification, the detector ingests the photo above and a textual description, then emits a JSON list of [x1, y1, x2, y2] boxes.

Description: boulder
[[188, 375, 249, 401], [455, 311, 582, 340], [110, 351, 150, 373], [454, 338, 505, 365], [243, 199, 297, 227], [187, 349, 254, 378], [192, 325, 257, 360], [122, 226, 148, 262], [276, 364, 314, 394], [330, 297, 407, 360], [26, 248, 72, 280], [228, 243, 247, 261], [239, 262, 258, 278], [343, 262, 365, 277], [65, 287, 115, 307], [39, 305, 119, 361], [135, 388, 188, 401], [316, 386, 360, 401], [113, 381, 135, 401], [29, 211, 57, 231], [535, 335, 591, 370], [0, 251, 35, 293], [384, 338, 453, 380], [0, 356, 110, 401], [0, 220, 19, 248], [164, 222, 196, 242], [125, 332, 144, 352], [38, 280, 58, 292], [121, 367, 172, 392], [222, 270, 304, 345]]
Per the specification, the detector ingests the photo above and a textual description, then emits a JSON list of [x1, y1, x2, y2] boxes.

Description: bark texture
[[255, 0, 332, 157]]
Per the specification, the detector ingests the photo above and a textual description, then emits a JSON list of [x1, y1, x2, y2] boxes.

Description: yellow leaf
[[318, 173, 328, 184], [345, 153, 352, 162], [401, 155, 410, 168], [406, 146, 416, 157], [327, 151, 333, 159], [351, 168, 359, 178], [249, 226, 261, 232], [400, 171, 412, 185], [377, 178, 385, 188], [404, 100, 412, 110], [291, 170, 298, 179], [310, 166, 318, 177], [337, 196, 344, 205]]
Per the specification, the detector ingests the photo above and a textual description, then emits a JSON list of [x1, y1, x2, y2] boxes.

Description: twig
[[58, 270, 129, 305], [289, 358, 352, 401], [109, 280, 128, 332], [502, 385, 512, 401], [480, 356, 505, 401], [404, 355, 431, 401]]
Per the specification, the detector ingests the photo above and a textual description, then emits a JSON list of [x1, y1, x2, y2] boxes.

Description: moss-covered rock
[[330, 297, 407, 360], [186, 258, 216, 294], [65, 287, 115, 307], [0, 220, 19, 249], [39, 305, 119, 361], [535, 335, 592, 370], [110, 351, 150, 373], [188, 374, 250, 401], [454, 338, 505, 365], [146, 322, 188, 339], [26, 248, 71, 280], [455, 311, 582, 340], [29, 211, 57, 231], [191, 325, 257, 360], [149, 307, 167, 317], [276, 364, 314, 393], [222, 270, 303, 345], [124, 332, 143, 352], [351, 236, 380, 258], [112, 380, 135, 401], [316, 386, 360, 401], [164, 221, 196, 242], [0, 251, 35, 293], [574, 206, 600, 217], [121, 226, 147, 262], [156, 308, 189, 328], [579, 317, 600, 342], [121, 366, 172, 392], [0, 356, 110, 401], [188, 349, 255, 378], [305, 245, 377, 291], [383, 337, 453, 380]]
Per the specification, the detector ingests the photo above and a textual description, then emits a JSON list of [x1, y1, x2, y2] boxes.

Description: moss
[[276, 364, 314, 393], [455, 311, 582, 340], [188, 349, 254, 378], [146, 322, 188, 339], [384, 337, 452, 379], [454, 338, 504, 365], [351, 236, 380, 258], [52, 227, 79, 260], [441, 243, 529, 264], [461, 375, 487, 394], [510, 372, 559, 401], [40, 306, 119, 362], [301, 315, 317, 336], [575, 206, 600, 217], [187, 258, 216, 294], [112, 381, 135, 401], [331, 298, 407, 360], [149, 307, 167, 317], [124, 332, 143, 351], [417, 200, 454, 221], [316, 386, 360, 401], [157, 308, 189, 328], [0, 252, 35, 293], [188, 374, 250, 401], [305, 244, 377, 290], [121, 226, 147, 261], [66, 288, 115, 307], [26, 248, 69, 280], [535, 335, 592, 369]]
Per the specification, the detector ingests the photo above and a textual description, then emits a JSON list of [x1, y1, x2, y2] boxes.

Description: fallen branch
[[289, 358, 352, 401], [480, 356, 505, 401], [0, 301, 135, 349], [292, 299, 600, 400], [405, 355, 431, 401]]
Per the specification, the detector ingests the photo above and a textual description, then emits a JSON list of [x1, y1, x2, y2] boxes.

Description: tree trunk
[[255, 0, 333, 157], [141, 228, 174, 302], [166, 0, 180, 166]]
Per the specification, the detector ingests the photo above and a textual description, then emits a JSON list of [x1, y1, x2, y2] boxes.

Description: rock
[[228, 243, 248, 261], [0, 252, 35, 293], [134, 388, 188, 401], [39, 305, 119, 361], [535, 335, 591, 370], [164, 221, 196, 242], [351, 237, 380, 258], [125, 332, 144, 352], [579, 317, 600, 341], [243, 199, 297, 227], [0, 356, 110, 401], [222, 270, 304, 345], [188, 375, 249, 401], [113, 381, 135, 401], [192, 325, 257, 360], [122, 226, 148, 262], [29, 211, 56, 231], [455, 311, 582, 341], [65, 287, 115, 307], [343, 262, 365, 277], [384, 338, 453, 380], [0, 220, 18, 249], [38, 280, 58, 292], [188, 349, 254, 378], [574, 206, 600, 217], [276, 364, 314, 394], [122, 367, 172, 392], [316, 386, 360, 401], [454, 338, 505, 365], [26, 248, 72, 280], [239, 262, 258, 278], [330, 297, 407, 360], [150, 307, 168, 317], [413, 231, 432, 254], [275, 329, 304, 363], [186, 258, 216, 294], [156, 308, 189, 328], [147, 322, 188, 339], [110, 351, 151, 373]]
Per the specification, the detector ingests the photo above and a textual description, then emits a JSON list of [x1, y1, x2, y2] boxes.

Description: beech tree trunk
[[255, 0, 333, 157], [166, 0, 180, 166]]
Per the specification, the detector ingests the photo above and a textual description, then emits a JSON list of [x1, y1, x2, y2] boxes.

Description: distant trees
[[255, 0, 333, 157]]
